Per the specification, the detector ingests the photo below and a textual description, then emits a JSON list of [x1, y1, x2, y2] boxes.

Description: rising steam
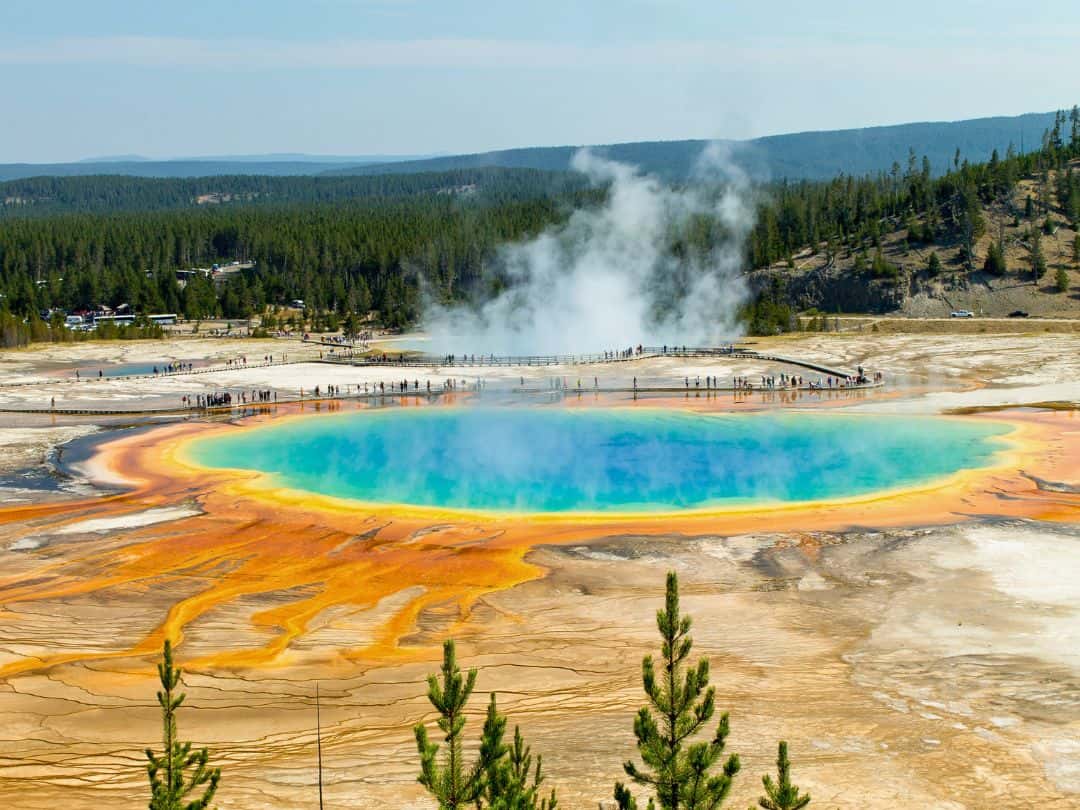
[[423, 145, 755, 354]]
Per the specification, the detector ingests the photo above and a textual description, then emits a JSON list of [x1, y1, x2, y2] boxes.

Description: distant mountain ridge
[[162, 153, 438, 164], [0, 111, 1061, 183], [0, 154, 436, 182], [325, 111, 1060, 181]]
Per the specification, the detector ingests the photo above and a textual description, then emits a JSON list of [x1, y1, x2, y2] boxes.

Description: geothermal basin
[[184, 407, 1011, 513], [0, 333, 1077, 810]]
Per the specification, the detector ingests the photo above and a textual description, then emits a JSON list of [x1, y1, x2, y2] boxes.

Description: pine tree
[[752, 742, 810, 810], [415, 640, 490, 808], [926, 252, 942, 276], [1030, 230, 1047, 282], [1073, 234, 1080, 266], [479, 696, 558, 810], [416, 643, 557, 810], [871, 248, 898, 279], [1055, 266, 1070, 293], [983, 241, 1006, 275], [615, 572, 740, 810], [145, 639, 221, 810]]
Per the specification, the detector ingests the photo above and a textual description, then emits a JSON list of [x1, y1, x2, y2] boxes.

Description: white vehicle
[[950, 310, 975, 318]]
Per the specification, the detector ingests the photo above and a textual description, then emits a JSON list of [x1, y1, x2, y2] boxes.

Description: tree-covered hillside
[[746, 108, 1080, 323], [1, 108, 1077, 340], [0, 168, 589, 216]]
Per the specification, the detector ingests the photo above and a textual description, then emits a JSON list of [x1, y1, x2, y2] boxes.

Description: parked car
[[1008, 310, 1029, 318], [950, 310, 975, 318]]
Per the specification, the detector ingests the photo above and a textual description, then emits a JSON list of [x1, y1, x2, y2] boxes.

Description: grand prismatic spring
[[0, 334, 1077, 809], [184, 408, 1011, 513]]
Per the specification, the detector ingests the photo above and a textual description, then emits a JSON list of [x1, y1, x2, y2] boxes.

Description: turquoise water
[[188, 408, 1009, 513]]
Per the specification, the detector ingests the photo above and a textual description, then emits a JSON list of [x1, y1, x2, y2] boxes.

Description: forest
[[0, 167, 590, 215], [1, 108, 1077, 343]]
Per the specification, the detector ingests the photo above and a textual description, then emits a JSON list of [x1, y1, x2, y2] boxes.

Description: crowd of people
[[180, 389, 276, 409], [189, 392, 234, 408], [153, 362, 195, 374], [42, 341, 884, 413]]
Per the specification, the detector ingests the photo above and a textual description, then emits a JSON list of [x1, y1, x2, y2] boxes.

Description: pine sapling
[[753, 741, 810, 810], [145, 639, 221, 810], [414, 639, 492, 809], [480, 697, 558, 810], [615, 571, 740, 810]]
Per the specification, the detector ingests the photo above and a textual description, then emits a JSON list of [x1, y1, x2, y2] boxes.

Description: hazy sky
[[3, 0, 1080, 162]]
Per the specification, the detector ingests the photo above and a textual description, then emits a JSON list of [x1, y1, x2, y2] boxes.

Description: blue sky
[[3, 0, 1079, 162]]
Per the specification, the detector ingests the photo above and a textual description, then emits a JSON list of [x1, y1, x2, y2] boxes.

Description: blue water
[[74, 362, 200, 378], [188, 408, 1009, 513]]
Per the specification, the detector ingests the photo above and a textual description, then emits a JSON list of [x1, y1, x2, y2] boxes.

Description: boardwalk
[[0, 345, 881, 416], [0, 383, 882, 418], [320, 345, 864, 381]]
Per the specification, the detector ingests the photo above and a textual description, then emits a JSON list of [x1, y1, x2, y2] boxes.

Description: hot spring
[[186, 408, 1010, 514]]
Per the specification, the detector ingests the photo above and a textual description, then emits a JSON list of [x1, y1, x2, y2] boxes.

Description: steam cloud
[[423, 145, 755, 354]]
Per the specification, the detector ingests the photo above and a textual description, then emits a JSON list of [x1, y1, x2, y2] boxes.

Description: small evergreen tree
[[926, 252, 942, 276], [416, 640, 556, 810], [1073, 234, 1080, 266], [983, 241, 1006, 275], [752, 742, 810, 810], [415, 640, 489, 808], [342, 311, 361, 340], [615, 572, 740, 810], [479, 697, 558, 810], [1030, 230, 1048, 282], [1056, 266, 1070, 293], [870, 248, 898, 279], [145, 639, 221, 810]]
